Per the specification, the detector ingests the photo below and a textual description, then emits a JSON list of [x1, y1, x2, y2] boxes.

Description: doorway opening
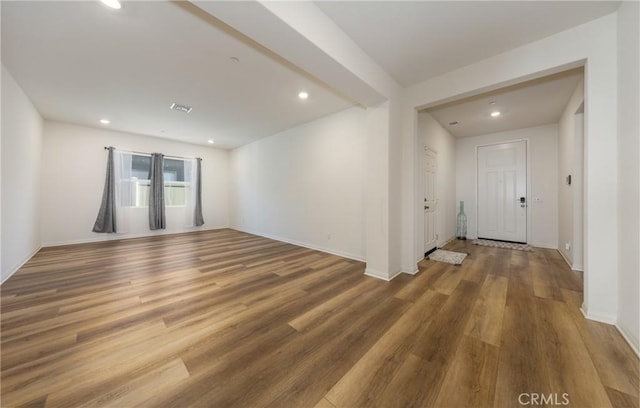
[[424, 147, 438, 256]]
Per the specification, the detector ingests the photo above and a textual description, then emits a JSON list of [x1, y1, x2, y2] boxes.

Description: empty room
[[1, 1, 638, 407]]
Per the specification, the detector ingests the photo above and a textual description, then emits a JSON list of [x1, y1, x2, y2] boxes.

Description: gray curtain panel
[[92, 147, 117, 233], [149, 153, 166, 230], [195, 158, 204, 226]]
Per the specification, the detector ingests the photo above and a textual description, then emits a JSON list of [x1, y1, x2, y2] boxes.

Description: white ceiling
[[315, 1, 620, 86], [1, 1, 619, 149], [426, 68, 584, 138], [1, 1, 353, 149]]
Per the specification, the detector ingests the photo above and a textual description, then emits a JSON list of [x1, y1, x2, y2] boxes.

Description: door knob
[[425, 205, 429, 210]]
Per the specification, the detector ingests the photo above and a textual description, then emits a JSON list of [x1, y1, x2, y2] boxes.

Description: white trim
[[365, 268, 403, 281], [438, 236, 455, 248], [557, 248, 584, 272], [615, 323, 640, 358], [232, 227, 365, 263], [581, 307, 640, 358], [41, 226, 227, 248], [529, 242, 559, 250], [1, 246, 42, 285], [580, 305, 617, 325], [402, 264, 420, 275], [400, 263, 418, 275], [558, 248, 572, 267]]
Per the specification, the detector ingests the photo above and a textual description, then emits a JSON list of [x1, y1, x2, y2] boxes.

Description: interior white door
[[424, 148, 437, 253], [477, 141, 527, 243]]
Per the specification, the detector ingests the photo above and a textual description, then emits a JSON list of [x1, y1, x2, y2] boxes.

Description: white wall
[[558, 81, 585, 269], [1, 65, 44, 282], [41, 121, 229, 246], [456, 124, 559, 249], [418, 111, 457, 247], [209, 1, 402, 279], [230, 107, 366, 261], [616, 1, 639, 354]]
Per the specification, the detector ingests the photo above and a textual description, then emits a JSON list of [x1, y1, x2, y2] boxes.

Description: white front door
[[477, 141, 527, 243], [424, 148, 437, 253]]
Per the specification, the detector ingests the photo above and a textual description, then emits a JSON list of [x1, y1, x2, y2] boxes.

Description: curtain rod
[[104, 146, 201, 161]]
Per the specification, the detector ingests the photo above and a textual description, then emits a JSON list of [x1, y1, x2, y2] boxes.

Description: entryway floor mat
[[472, 239, 534, 252], [427, 249, 468, 265]]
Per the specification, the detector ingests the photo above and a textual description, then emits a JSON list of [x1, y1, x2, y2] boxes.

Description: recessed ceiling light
[[489, 101, 497, 105], [298, 91, 309, 100], [449, 121, 459, 126], [100, 119, 111, 124], [490, 111, 501, 117], [230, 57, 240, 63], [100, 0, 121, 9], [207, 140, 214, 144]]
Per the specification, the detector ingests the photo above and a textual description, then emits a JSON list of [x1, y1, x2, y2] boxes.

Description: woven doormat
[[427, 249, 468, 265], [472, 239, 533, 252]]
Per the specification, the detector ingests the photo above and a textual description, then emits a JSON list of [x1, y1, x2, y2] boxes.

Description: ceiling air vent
[[170, 103, 193, 113]]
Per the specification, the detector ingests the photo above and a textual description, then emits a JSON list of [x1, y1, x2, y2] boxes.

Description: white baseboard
[[233, 227, 365, 263], [438, 236, 456, 248], [364, 268, 387, 280], [615, 323, 640, 357], [1, 245, 42, 285], [401, 265, 419, 275], [558, 249, 572, 267], [558, 249, 584, 272], [581, 306, 640, 358], [580, 306, 617, 325], [41, 226, 228, 248], [365, 268, 403, 281], [3, 228, 230, 284], [388, 269, 403, 280], [529, 241, 559, 250], [400, 258, 421, 276]]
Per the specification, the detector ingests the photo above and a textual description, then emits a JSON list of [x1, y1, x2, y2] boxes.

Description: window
[[121, 155, 189, 207], [163, 158, 184, 181], [131, 155, 151, 179], [163, 159, 187, 207]]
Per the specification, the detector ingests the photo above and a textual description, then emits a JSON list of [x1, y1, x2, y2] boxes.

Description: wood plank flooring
[[1, 229, 638, 407]]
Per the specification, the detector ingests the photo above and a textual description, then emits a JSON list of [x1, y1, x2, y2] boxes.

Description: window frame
[[121, 154, 191, 208]]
